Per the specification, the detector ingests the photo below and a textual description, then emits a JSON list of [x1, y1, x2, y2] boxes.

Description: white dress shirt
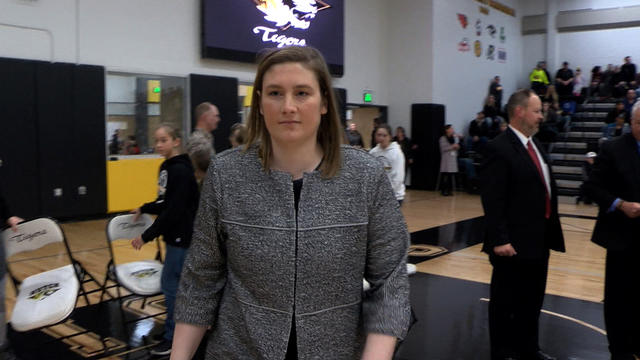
[[509, 125, 551, 195]]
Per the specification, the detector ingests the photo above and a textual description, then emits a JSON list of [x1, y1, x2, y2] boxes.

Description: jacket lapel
[[506, 128, 546, 189], [624, 133, 640, 185]]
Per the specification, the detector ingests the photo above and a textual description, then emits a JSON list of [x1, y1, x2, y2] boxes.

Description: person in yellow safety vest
[[530, 61, 550, 95]]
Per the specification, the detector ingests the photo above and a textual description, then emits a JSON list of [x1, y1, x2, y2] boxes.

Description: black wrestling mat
[[395, 273, 609, 360], [408, 217, 485, 264]]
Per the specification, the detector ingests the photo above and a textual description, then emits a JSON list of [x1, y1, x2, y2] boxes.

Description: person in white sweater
[[369, 124, 406, 205]]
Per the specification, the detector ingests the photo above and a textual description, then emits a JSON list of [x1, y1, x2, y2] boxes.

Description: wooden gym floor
[[4, 190, 608, 359]]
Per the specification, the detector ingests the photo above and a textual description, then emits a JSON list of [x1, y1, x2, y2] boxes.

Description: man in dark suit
[[480, 89, 566, 360], [583, 104, 640, 360]]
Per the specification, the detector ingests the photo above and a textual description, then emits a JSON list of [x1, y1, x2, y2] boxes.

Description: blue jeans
[[162, 244, 187, 341]]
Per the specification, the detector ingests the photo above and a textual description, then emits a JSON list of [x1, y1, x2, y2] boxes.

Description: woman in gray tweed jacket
[[171, 46, 411, 360]]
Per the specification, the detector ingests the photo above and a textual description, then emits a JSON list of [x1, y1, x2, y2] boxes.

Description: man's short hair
[[632, 100, 640, 119], [195, 102, 214, 122], [506, 89, 535, 119]]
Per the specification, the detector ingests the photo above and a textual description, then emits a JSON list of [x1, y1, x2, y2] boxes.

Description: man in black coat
[[582, 104, 640, 360], [480, 89, 565, 360]]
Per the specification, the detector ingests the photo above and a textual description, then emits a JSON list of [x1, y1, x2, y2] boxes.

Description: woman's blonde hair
[[244, 46, 343, 178]]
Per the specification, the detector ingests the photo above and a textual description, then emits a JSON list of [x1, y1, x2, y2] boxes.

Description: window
[[106, 73, 188, 157]]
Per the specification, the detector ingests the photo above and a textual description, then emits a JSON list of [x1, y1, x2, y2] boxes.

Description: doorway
[[347, 104, 387, 149]]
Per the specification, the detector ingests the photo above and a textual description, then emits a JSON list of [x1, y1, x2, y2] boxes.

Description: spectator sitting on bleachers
[[530, 62, 549, 95], [498, 119, 508, 133], [542, 84, 560, 111], [573, 67, 587, 103], [612, 65, 628, 98], [623, 89, 636, 123], [467, 111, 490, 153], [590, 65, 602, 98], [600, 64, 614, 99], [483, 94, 503, 124], [555, 61, 574, 101], [605, 101, 626, 124], [489, 76, 503, 109], [536, 101, 560, 143], [602, 114, 630, 140]]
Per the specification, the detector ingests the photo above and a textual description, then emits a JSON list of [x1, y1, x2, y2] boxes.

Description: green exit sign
[[363, 92, 372, 103], [153, 87, 161, 93]]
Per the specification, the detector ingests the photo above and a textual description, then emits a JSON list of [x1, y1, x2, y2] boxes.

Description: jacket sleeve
[[390, 148, 405, 196], [582, 141, 618, 210], [140, 197, 164, 215], [479, 141, 511, 248], [542, 71, 550, 85], [362, 165, 411, 339], [439, 136, 456, 153], [140, 165, 193, 242], [174, 161, 227, 326], [0, 183, 11, 225]]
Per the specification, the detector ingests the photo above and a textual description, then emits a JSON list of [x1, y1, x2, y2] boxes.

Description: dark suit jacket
[[480, 128, 565, 259], [583, 133, 640, 251]]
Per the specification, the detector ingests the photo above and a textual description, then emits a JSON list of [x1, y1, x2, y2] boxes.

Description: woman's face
[[260, 62, 327, 148], [396, 128, 405, 140], [375, 128, 391, 148], [445, 127, 454, 137]]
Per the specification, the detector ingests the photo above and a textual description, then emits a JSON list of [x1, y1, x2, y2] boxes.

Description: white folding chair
[[3, 218, 80, 332], [99, 214, 163, 304]]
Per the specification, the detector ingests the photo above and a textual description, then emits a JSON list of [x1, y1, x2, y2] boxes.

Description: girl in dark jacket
[[131, 124, 199, 356]]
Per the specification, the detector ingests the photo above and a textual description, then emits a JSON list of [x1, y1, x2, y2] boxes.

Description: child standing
[[131, 124, 199, 356]]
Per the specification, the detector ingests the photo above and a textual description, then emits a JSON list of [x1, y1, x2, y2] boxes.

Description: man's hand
[[130, 208, 141, 222], [131, 236, 144, 250], [6, 216, 24, 232], [620, 201, 640, 218], [494, 243, 517, 257]]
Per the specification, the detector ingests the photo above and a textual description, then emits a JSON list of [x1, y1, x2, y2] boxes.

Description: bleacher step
[[552, 165, 582, 174], [550, 153, 587, 161], [556, 179, 582, 189]]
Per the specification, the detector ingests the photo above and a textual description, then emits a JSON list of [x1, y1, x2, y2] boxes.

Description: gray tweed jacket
[[175, 145, 411, 359]]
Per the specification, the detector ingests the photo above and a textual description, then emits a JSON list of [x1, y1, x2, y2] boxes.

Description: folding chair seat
[[114, 260, 162, 296], [3, 218, 81, 332], [11, 265, 79, 331], [101, 214, 163, 300]]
